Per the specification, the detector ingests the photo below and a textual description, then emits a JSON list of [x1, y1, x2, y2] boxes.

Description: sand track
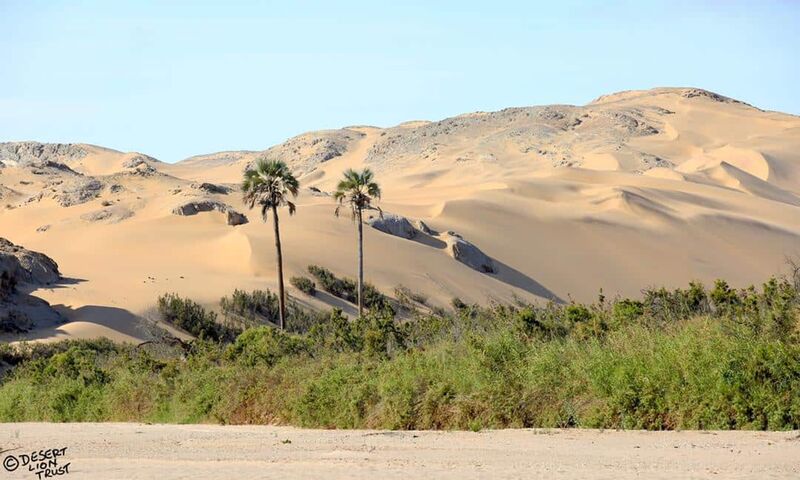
[[0, 423, 797, 479]]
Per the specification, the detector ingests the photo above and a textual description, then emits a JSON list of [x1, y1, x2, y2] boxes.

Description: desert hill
[[1, 87, 799, 342]]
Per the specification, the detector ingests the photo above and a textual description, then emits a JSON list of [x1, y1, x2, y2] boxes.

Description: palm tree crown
[[242, 158, 300, 220], [333, 168, 381, 218]]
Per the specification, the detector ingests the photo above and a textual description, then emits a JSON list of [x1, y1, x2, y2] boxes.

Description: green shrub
[[394, 284, 427, 311], [290, 276, 316, 296], [308, 309, 362, 352], [307, 264, 392, 313], [612, 299, 644, 325], [158, 293, 238, 342], [308, 265, 356, 302], [220, 289, 279, 327], [226, 326, 310, 366]]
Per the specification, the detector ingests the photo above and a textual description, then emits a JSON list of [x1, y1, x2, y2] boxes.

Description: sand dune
[[1, 87, 799, 342]]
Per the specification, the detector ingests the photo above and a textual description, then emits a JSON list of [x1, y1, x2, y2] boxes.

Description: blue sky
[[1, 0, 798, 161]]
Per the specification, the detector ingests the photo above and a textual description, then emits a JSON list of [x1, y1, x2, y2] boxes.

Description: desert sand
[[0, 423, 797, 479], [1, 87, 799, 343]]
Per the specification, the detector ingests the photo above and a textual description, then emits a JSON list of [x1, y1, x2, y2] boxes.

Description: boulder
[[0, 238, 61, 285], [122, 156, 148, 169], [443, 232, 495, 273], [193, 182, 231, 195], [0, 239, 64, 333], [307, 186, 330, 197], [172, 200, 228, 216], [366, 212, 416, 239], [172, 199, 248, 226], [80, 207, 134, 224], [226, 209, 249, 226], [127, 163, 158, 176], [415, 220, 435, 235], [54, 178, 104, 207]]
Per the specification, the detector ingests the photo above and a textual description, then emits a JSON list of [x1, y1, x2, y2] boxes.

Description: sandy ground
[[0, 423, 797, 479], [1, 87, 800, 343]]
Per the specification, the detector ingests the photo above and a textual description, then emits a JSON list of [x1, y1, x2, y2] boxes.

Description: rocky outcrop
[[172, 200, 248, 226], [125, 163, 158, 177], [172, 200, 228, 216], [415, 220, 435, 235], [0, 239, 63, 333], [366, 212, 416, 239], [54, 178, 104, 206], [80, 207, 134, 224], [307, 186, 330, 197], [192, 182, 231, 195], [0, 142, 87, 168], [443, 232, 495, 273], [0, 185, 20, 201], [0, 238, 61, 285], [122, 154, 156, 169], [226, 209, 249, 226], [29, 160, 81, 176], [247, 129, 366, 176]]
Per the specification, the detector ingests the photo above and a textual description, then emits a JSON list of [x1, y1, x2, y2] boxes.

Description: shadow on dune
[[403, 229, 562, 303], [8, 304, 147, 343], [410, 232, 447, 249], [54, 277, 87, 286], [491, 259, 563, 303], [16, 277, 87, 295], [306, 291, 359, 317]]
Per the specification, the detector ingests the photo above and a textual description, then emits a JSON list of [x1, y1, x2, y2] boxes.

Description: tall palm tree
[[334, 168, 381, 317], [242, 158, 299, 329]]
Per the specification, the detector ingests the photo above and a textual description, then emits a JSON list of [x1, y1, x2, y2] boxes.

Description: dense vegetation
[[307, 265, 392, 312], [290, 276, 316, 296], [1, 272, 799, 430]]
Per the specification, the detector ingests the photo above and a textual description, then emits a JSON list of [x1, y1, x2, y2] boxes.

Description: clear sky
[[1, 0, 798, 161]]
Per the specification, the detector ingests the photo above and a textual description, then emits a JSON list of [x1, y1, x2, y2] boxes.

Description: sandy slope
[[0, 423, 797, 479], [1, 87, 799, 342]]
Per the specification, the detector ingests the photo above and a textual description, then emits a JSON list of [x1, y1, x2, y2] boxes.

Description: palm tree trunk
[[357, 207, 364, 317], [272, 205, 286, 329]]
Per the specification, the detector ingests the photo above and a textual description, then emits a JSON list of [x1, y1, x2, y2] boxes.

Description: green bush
[[158, 293, 238, 342], [308, 265, 356, 302], [307, 265, 392, 313], [290, 276, 316, 296], [226, 326, 310, 367], [220, 289, 279, 327], [394, 284, 427, 310], [219, 288, 325, 333]]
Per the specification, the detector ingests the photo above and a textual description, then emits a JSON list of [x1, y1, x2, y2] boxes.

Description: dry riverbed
[[0, 423, 798, 479]]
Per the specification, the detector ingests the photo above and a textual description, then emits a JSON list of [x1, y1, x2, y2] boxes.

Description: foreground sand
[[0, 423, 797, 479]]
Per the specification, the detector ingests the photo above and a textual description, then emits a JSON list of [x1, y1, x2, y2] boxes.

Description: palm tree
[[242, 158, 299, 329], [334, 168, 381, 317]]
